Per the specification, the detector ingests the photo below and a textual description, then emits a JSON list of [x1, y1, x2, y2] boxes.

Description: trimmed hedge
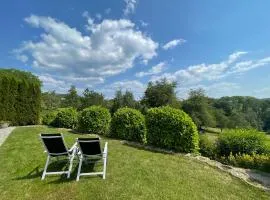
[[53, 107, 78, 129], [217, 129, 267, 156], [146, 106, 199, 153], [78, 106, 111, 135], [42, 111, 58, 126], [110, 107, 146, 143], [0, 69, 41, 125]]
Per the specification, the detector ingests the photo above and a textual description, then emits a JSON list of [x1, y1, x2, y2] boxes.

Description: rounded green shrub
[[110, 107, 146, 143], [42, 111, 57, 126], [146, 106, 199, 153], [53, 107, 78, 129], [217, 129, 267, 156], [78, 106, 111, 135]]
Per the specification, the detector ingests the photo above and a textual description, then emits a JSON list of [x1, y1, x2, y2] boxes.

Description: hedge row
[[0, 69, 41, 125], [43, 106, 199, 153]]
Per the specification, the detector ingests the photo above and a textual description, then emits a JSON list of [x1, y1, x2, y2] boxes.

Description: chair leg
[[76, 157, 83, 181], [103, 155, 107, 179], [67, 154, 75, 178], [41, 155, 50, 180]]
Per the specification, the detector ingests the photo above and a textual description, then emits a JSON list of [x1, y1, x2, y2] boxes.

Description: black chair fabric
[[41, 134, 68, 156], [78, 138, 102, 156]]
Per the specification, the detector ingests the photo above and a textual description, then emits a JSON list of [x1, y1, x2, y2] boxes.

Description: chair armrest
[[68, 142, 77, 153]]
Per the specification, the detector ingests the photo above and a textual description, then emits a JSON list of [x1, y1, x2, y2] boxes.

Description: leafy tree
[[80, 88, 105, 110], [41, 91, 62, 111], [62, 85, 80, 109], [182, 89, 216, 129], [110, 90, 138, 113], [214, 109, 229, 132], [142, 78, 180, 108]]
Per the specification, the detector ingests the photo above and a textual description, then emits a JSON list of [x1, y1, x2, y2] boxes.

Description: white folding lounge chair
[[76, 137, 108, 181], [40, 133, 77, 180]]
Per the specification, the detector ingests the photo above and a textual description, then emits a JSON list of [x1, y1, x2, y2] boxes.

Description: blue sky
[[1, 0, 270, 99]]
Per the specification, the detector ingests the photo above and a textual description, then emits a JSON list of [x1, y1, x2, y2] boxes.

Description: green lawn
[[0, 127, 269, 200]]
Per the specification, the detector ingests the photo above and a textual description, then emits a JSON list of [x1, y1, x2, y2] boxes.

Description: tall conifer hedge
[[0, 69, 41, 125]]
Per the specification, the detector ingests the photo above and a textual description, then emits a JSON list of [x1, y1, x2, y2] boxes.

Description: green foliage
[[220, 153, 270, 173], [199, 134, 217, 158], [110, 90, 139, 113], [0, 69, 41, 125], [80, 88, 105, 110], [78, 106, 111, 135], [53, 107, 78, 129], [217, 129, 267, 156], [41, 91, 62, 111], [62, 85, 80, 108], [146, 106, 199, 153], [110, 107, 146, 143], [142, 79, 180, 108], [42, 111, 58, 126], [182, 89, 216, 128]]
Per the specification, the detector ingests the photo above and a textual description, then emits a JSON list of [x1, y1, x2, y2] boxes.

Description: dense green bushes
[[220, 153, 270, 173], [111, 108, 146, 143], [199, 134, 217, 158], [42, 111, 58, 126], [78, 106, 111, 135], [217, 129, 267, 156], [53, 107, 78, 129], [0, 69, 41, 125], [146, 106, 199, 153]]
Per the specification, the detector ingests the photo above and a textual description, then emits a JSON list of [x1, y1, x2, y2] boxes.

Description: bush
[[53, 107, 78, 129], [78, 106, 111, 135], [0, 69, 41, 125], [220, 153, 270, 173], [199, 134, 217, 158], [42, 111, 58, 126], [146, 106, 199, 153], [110, 107, 146, 143], [217, 129, 267, 156]]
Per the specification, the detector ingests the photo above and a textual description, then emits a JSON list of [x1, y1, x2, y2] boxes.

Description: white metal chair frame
[[76, 139, 108, 181], [40, 133, 77, 180]]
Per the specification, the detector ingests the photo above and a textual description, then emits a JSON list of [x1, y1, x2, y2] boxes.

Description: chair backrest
[[77, 138, 102, 156], [40, 133, 68, 156]]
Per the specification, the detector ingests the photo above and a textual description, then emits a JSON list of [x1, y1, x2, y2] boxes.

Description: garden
[[0, 69, 270, 199]]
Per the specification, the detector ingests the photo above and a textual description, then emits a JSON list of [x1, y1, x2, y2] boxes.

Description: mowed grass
[[0, 127, 269, 200]]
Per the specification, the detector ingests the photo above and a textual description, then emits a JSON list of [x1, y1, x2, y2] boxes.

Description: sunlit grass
[[0, 126, 269, 200]]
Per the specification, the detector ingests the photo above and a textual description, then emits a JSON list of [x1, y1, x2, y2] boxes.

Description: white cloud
[[151, 52, 270, 86], [100, 80, 145, 99], [227, 51, 247, 64], [136, 62, 166, 77], [15, 15, 158, 90], [16, 54, 28, 63], [162, 39, 186, 50], [140, 20, 148, 27], [253, 87, 270, 99], [177, 82, 240, 99], [123, 0, 137, 16]]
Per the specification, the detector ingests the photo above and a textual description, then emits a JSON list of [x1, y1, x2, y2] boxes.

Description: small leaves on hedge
[[78, 106, 111, 135], [53, 107, 78, 129], [110, 107, 146, 143], [146, 106, 199, 153]]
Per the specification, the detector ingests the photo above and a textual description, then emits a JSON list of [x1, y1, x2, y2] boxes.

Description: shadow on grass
[[14, 159, 101, 184], [14, 166, 43, 180], [122, 141, 176, 155], [48, 161, 100, 184]]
